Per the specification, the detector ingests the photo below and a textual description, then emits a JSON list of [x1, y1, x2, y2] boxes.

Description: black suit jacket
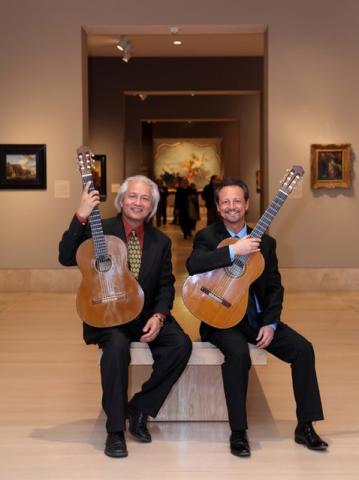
[[58, 214, 175, 322], [186, 222, 284, 327]]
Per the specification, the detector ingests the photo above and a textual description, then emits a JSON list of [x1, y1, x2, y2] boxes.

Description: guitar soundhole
[[225, 261, 246, 278], [95, 256, 112, 273]]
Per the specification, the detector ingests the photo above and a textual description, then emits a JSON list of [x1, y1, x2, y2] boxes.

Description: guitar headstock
[[76, 145, 95, 178], [280, 165, 304, 195]]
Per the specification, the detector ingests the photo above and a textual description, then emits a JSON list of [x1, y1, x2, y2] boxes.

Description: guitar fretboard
[[234, 189, 288, 266], [250, 189, 288, 239], [82, 174, 108, 260]]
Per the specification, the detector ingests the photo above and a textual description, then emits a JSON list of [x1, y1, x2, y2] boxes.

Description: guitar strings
[[78, 153, 128, 308], [88, 197, 115, 301]]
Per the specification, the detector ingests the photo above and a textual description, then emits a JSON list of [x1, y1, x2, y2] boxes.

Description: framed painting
[[310, 144, 351, 189], [93, 154, 107, 200], [153, 138, 222, 189], [0, 144, 46, 189], [92, 154, 107, 202]]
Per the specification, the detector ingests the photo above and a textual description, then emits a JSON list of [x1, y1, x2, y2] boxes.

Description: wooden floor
[[1, 220, 359, 479]]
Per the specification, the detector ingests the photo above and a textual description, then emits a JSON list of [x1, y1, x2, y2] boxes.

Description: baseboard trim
[[0, 268, 81, 293], [281, 268, 359, 292]]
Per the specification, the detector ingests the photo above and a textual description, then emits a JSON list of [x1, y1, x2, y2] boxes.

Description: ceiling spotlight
[[116, 35, 132, 63], [117, 36, 132, 62], [138, 93, 147, 101], [116, 36, 129, 52], [122, 47, 131, 63]]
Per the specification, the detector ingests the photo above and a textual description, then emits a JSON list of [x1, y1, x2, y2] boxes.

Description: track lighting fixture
[[116, 36, 128, 51], [122, 47, 131, 63], [170, 26, 182, 46], [116, 36, 132, 62]]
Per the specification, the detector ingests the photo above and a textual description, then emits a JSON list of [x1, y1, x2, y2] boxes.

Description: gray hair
[[114, 175, 160, 222]]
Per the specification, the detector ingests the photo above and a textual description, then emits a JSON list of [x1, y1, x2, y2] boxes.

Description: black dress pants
[[84, 318, 192, 432], [200, 317, 324, 431]]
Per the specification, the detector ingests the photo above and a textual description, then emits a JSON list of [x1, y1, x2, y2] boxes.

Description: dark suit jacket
[[186, 222, 284, 327], [58, 214, 176, 323]]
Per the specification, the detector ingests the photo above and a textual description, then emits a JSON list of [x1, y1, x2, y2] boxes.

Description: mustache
[[223, 208, 241, 214]]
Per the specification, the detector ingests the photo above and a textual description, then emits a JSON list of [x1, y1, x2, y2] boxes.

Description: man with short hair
[[186, 178, 327, 457], [59, 175, 192, 458]]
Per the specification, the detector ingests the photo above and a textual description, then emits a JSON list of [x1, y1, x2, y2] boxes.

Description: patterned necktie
[[128, 230, 141, 279]]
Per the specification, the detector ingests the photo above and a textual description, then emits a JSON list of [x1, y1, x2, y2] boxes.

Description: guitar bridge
[[92, 292, 128, 304], [200, 286, 231, 308]]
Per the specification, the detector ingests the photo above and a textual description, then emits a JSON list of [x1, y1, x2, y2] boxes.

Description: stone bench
[[128, 341, 267, 421]]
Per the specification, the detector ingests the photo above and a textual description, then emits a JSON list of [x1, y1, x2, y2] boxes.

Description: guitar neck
[[250, 189, 288, 239], [82, 174, 108, 259], [234, 189, 288, 265]]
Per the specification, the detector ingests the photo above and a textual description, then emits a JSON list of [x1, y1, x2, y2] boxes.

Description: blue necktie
[[233, 234, 259, 326], [246, 289, 259, 327], [233, 233, 259, 326]]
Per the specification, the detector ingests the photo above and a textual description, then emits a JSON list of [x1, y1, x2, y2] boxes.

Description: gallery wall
[[0, 0, 358, 271]]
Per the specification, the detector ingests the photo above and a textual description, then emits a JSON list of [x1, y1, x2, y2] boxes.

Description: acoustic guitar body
[[76, 235, 144, 328], [182, 237, 265, 329]]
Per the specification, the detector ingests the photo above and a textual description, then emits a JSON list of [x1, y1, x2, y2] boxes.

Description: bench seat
[[129, 341, 267, 365], [128, 341, 267, 421]]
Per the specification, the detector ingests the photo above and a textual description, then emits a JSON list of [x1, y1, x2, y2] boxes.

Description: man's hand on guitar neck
[[76, 181, 100, 220], [233, 236, 261, 256]]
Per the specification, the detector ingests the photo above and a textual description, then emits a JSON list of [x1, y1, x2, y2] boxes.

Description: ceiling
[[86, 26, 266, 58]]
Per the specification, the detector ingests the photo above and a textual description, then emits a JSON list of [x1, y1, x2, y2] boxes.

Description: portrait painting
[[311, 144, 351, 189]]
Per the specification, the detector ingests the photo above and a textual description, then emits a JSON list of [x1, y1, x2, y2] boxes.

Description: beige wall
[[266, 4, 359, 267], [0, 0, 359, 270]]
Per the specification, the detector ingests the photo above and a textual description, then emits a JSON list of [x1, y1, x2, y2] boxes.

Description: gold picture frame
[[311, 143, 351, 189]]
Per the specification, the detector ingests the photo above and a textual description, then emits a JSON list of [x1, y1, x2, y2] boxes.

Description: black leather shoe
[[295, 423, 328, 451], [128, 404, 152, 443], [230, 430, 251, 457], [104, 432, 128, 458]]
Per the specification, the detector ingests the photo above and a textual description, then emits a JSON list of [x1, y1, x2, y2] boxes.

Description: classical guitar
[[182, 166, 304, 329], [75, 146, 144, 328]]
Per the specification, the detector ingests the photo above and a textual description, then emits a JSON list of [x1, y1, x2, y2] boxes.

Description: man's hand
[[140, 316, 162, 343], [233, 236, 261, 256], [76, 181, 100, 219], [256, 325, 274, 349]]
